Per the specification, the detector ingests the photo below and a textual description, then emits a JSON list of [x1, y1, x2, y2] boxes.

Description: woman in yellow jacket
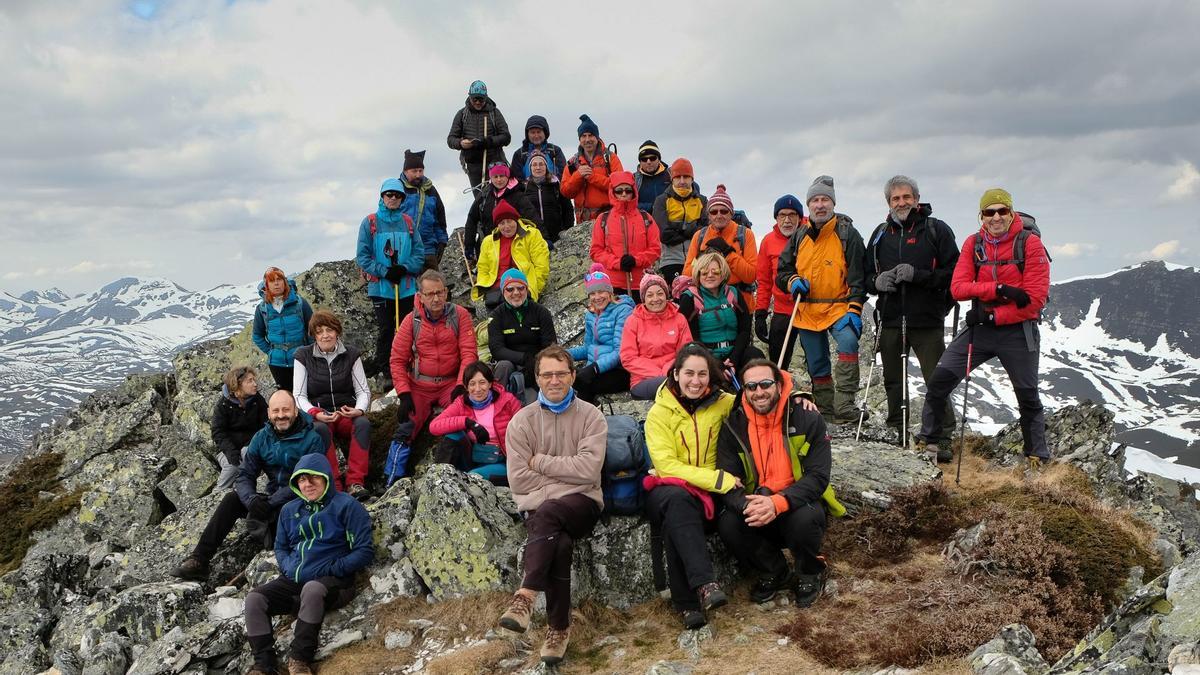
[[473, 201, 550, 308], [644, 342, 740, 629]]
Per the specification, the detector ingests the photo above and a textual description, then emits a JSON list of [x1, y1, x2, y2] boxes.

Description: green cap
[[979, 187, 1013, 212]]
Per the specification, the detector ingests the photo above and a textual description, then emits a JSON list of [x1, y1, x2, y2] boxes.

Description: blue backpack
[[602, 415, 650, 515]]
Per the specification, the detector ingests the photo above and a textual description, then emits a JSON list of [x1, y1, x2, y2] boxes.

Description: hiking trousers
[[192, 491, 280, 563], [314, 415, 372, 488], [244, 574, 355, 665], [520, 493, 601, 630], [919, 322, 1048, 458], [268, 365, 294, 393], [717, 501, 828, 576], [879, 326, 956, 442], [371, 295, 415, 374], [574, 366, 630, 404], [396, 377, 457, 443], [644, 485, 716, 612], [767, 311, 801, 371]]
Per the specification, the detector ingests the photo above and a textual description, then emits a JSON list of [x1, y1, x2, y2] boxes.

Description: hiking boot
[[915, 440, 939, 466], [1024, 455, 1045, 478], [936, 444, 954, 463], [696, 582, 728, 611], [286, 658, 314, 675], [170, 556, 209, 581], [680, 609, 707, 630], [794, 572, 825, 608], [498, 592, 534, 633], [750, 570, 795, 604], [540, 627, 570, 665], [348, 483, 370, 501]]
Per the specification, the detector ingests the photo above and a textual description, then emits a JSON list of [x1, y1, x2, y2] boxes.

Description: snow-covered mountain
[[0, 277, 257, 454]]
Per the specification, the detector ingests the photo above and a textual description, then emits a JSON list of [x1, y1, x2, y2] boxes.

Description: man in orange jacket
[[755, 195, 806, 367], [561, 114, 623, 224], [683, 185, 758, 309]]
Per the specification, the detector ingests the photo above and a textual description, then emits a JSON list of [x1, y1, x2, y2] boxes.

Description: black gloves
[[874, 269, 897, 293], [619, 254, 637, 272], [996, 284, 1031, 308], [468, 420, 490, 445], [705, 237, 733, 255], [248, 495, 271, 521], [576, 363, 599, 382], [450, 384, 467, 401], [965, 308, 995, 327], [754, 310, 770, 343], [893, 263, 915, 283], [396, 392, 414, 420], [384, 266, 407, 284]]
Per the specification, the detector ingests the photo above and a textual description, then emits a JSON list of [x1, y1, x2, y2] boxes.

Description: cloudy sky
[[2, 1, 1198, 295]]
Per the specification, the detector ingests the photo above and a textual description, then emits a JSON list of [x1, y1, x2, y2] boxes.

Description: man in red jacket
[[390, 270, 479, 453], [915, 188, 1051, 468], [755, 195, 805, 367]]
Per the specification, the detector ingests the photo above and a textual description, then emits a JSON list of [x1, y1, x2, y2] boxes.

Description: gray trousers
[[215, 447, 248, 490]]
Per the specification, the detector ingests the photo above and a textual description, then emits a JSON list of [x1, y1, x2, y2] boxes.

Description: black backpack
[[602, 415, 650, 515], [970, 212, 1051, 274]]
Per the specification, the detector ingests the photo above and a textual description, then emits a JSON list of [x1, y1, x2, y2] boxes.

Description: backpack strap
[[868, 222, 888, 273], [972, 230, 1030, 274], [409, 305, 461, 380]]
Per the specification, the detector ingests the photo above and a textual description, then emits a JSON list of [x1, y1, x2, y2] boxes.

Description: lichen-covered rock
[[124, 617, 246, 675], [1162, 554, 1200, 657], [968, 623, 1049, 675], [1124, 471, 1200, 557], [366, 479, 428, 602], [53, 388, 166, 479], [154, 434, 218, 509], [71, 452, 173, 549], [985, 402, 1120, 490], [92, 582, 207, 645], [829, 440, 943, 513]]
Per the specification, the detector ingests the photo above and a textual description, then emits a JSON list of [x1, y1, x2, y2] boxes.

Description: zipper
[[295, 502, 322, 582]]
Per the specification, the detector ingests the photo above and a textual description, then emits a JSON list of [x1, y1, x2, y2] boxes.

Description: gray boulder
[[92, 582, 207, 645], [969, 623, 1049, 675], [830, 440, 943, 513]]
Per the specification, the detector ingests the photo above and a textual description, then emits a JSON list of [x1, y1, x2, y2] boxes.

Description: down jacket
[[568, 295, 635, 373], [951, 214, 1049, 325], [251, 279, 313, 368], [446, 96, 511, 167], [561, 142, 624, 219], [210, 386, 268, 464], [429, 383, 524, 453], [275, 453, 375, 584], [389, 302, 478, 394]]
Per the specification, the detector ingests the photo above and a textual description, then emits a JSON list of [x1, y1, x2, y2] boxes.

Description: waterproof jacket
[[864, 204, 960, 329], [252, 279, 314, 367], [447, 96, 511, 167], [568, 295, 635, 373], [464, 178, 535, 259], [589, 172, 663, 291], [675, 284, 752, 364], [401, 176, 449, 248], [716, 381, 845, 517], [237, 414, 328, 509], [635, 165, 672, 213], [683, 222, 759, 309], [275, 453, 374, 584], [390, 302, 478, 394], [951, 215, 1050, 325], [429, 383, 523, 453], [510, 115, 568, 180], [487, 299, 557, 371], [505, 397, 608, 511], [775, 214, 867, 331], [561, 142, 624, 220], [519, 176, 574, 244], [473, 219, 550, 301], [755, 222, 805, 316], [292, 341, 370, 414], [211, 386, 268, 464], [356, 179, 427, 300], [645, 384, 737, 492], [619, 303, 692, 387], [652, 185, 708, 268]]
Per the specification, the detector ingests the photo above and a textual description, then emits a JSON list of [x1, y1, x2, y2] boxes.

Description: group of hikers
[[178, 80, 1052, 672]]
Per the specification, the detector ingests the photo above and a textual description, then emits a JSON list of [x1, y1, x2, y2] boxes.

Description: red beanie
[[492, 200, 520, 225], [707, 184, 734, 212], [670, 157, 694, 178]]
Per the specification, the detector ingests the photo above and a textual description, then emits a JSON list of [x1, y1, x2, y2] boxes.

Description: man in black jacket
[[447, 80, 511, 193], [716, 359, 843, 608], [488, 269, 557, 398], [864, 176, 960, 458]]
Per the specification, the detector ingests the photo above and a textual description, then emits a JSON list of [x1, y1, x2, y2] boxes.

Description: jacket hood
[[606, 170, 639, 214], [257, 277, 299, 303], [221, 383, 245, 405], [524, 114, 550, 142], [290, 452, 335, 502]]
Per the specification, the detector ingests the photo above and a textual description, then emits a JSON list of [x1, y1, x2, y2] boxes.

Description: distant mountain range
[[0, 277, 258, 454]]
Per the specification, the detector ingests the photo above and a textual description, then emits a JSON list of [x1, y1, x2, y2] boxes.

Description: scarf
[[538, 388, 576, 414], [468, 390, 494, 410]]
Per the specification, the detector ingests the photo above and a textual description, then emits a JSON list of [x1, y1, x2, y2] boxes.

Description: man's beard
[[890, 206, 914, 223], [810, 212, 834, 226]]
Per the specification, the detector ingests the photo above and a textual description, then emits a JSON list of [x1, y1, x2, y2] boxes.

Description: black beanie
[[403, 149, 425, 171]]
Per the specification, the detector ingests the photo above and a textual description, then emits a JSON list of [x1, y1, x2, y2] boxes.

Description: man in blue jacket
[[172, 390, 327, 582], [244, 453, 374, 675], [400, 149, 449, 271]]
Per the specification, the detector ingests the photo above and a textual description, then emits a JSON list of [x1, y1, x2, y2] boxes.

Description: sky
[[2, 0, 1199, 296]]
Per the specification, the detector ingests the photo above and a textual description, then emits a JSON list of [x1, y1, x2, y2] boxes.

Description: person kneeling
[[429, 361, 523, 485], [715, 359, 846, 607], [244, 454, 374, 675]]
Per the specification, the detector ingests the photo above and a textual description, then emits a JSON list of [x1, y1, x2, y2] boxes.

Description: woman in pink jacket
[[620, 273, 693, 399], [429, 361, 524, 485]]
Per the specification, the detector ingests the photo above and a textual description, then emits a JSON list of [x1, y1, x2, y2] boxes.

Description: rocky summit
[[1, 222, 1198, 674]]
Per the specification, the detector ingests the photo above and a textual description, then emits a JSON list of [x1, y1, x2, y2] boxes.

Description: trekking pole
[[955, 301, 978, 486], [480, 115, 488, 193], [456, 230, 476, 287], [856, 303, 884, 441], [900, 284, 910, 450], [776, 298, 802, 371]]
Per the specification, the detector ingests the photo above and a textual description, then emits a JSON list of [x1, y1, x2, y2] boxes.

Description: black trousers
[[919, 322, 1048, 458], [574, 366, 630, 403], [521, 493, 601, 630], [268, 365, 294, 392], [371, 295, 415, 373], [192, 491, 279, 562], [660, 264, 683, 285], [717, 501, 827, 576], [767, 311, 800, 369], [244, 575, 355, 664], [879, 325, 956, 442], [644, 486, 716, 612]]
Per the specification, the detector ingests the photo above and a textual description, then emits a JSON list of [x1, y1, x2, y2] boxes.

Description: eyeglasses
[[537, 371, 573, 381], [778, 213, 801, 221], [613, 187, 634, 196], [382, 191, 402, 199], [421, 289, 447, 298], [981, 207, 1011, 218], [743, 379, 777, 392], [709, 208, 731, 215]]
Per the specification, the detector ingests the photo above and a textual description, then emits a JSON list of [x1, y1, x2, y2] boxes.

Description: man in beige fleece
[[497, 344, 607, 667]]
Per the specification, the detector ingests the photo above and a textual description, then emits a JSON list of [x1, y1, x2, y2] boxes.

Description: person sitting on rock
[[674, 251, 765, 375], [472, 201, 550, 310], [293, 310, 372, 501], [172, 389, 327, 582], [428, 361, 524, 485], [498, 345, 608, 667], [619, 273, 692, 400], [251, 266, 313, 392], [211, 365, 268, 490], [487, 269, 557, 397], [569, 264, 635, 403], [643, 342, 739, 629], [244, 453, 374, 675], [389, 270, 478, 477], [715, 358, 844, 608]]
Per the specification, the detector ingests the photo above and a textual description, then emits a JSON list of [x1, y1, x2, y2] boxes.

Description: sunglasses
[[981, 207, 1011, 218], [613, 187, 634, 196], [503, 285, 527, 293], [709, 208, 731, 215], [382, 191, 402, 199], [743, 378, 777, 392], [639, 156, 659, 162]]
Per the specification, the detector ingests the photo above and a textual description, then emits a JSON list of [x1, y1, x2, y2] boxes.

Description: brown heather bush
[[0, 452, 84, 574]]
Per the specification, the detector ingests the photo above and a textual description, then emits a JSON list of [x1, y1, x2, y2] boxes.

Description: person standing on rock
[[399, 149, 449, 271], [498, 345, 607, 667], [619, 273, 693, 400], [487, 269, 557, 397], [634, 140, 671, 213], [569, 264, 635, 403], [428, 360, 524, 485], [172, 389, 327, 582], [652, 157, 707, 284], [447, 80, 511, 193], [509, 114, 568, 181], [643, 343, 739, 629], [754, 195, 806, 367], [463, 163, 535, 264], [589, 170, 662, 302], [561, 114, 623, 224], [518, 150, 574, 247], [715, 359, 844, 608], [210, 365, 268, 490], [775, 175, 867, 423], [865, 175, 960, 454], [251, 266, 313, 392], [684, 184, 758, 310], [244, 453, 374, 675], [915, 188, 1051, 470]]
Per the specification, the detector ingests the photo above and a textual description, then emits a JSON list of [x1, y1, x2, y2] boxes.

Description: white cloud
[[1051, 242, 1099, 258], [1165, 161, 1200, 201], [1127, 239, 1187, 261]]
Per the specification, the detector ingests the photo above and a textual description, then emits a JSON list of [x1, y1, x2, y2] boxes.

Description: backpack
[[598, 210, 654, 239], [602, 414, 650, 515], [566, 143, 618, 174], [698, 223, 757, 294], [676, 284, 740, 322], [732, 210, 753, 230], [407, 302, 461, 378], [970, 212, 1050, 275], [359, 212, 416, 283], [867, 216, 955, 316]]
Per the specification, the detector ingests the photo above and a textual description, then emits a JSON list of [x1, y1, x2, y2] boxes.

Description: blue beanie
[[577, 114, 599, 138], [773, 194, 804, 219], [500, 268, 529, 290]]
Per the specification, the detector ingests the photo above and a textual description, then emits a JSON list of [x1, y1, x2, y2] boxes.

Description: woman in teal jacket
[[568, 264, 634, 402], [251, 267, 313, 391]]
